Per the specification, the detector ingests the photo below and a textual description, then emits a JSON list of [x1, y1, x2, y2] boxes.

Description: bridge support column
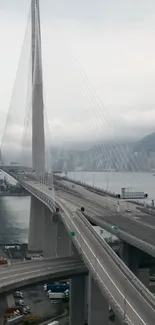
[[43, 209, 78, 258], [57, 222, 72, 257], [71, 242, 79, 257], [120, 243, 150, 288], [6, 294, 15, 307], [43, 208, 57, 258], [69, 275, 86, 325], [28, 196, 44, 254], [0, 294, 15, 324], [115, 317, 121, 325], [138, 268, 150, 288], [120, 243, 141, 275], [88, 275, 109, 325]]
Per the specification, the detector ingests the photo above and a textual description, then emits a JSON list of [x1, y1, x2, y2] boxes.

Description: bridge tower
[[28, 0, 45, 253], [31, 0, 45, 177]]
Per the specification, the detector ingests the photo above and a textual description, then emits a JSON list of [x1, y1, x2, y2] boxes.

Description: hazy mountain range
[[134, 132, 155, 153], [51, 132, 155, 172]]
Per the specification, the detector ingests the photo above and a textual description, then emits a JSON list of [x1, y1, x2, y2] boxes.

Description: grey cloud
[[1, 0, 155, 149]]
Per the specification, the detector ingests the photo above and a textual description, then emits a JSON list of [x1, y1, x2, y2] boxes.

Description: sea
[[0, 171, 155, 244]]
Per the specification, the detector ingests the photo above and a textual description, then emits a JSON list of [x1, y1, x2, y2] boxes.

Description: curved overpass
[[54, 181, 155, 257], [12, 179, 155, 324], [1, 170, 155, 324], [2, 168, 155, 256], [0, 257, 86, 294]]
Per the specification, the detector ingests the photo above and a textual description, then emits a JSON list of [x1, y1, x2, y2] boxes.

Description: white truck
[[48, 292, 63, 300]]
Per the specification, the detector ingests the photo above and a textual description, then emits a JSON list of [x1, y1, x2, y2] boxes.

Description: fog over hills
[[134, 132, 155, 153], [1, 131, 155, 172]]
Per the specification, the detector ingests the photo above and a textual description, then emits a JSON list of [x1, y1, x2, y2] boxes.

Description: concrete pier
[[120, 243, 141, 274], [120, 243, 150, 288], [28, 196, 44, 253], [6, 294, 15, 307], [88, 275, 109, 325], [0, 294, 15, 325], [43, 208, 78, 258], [43, 208, 57, 258], [69, 276, 86, 325], [57, 222, 72, 257], [138, 268, 150, 288], [71, 242, 79, 257]]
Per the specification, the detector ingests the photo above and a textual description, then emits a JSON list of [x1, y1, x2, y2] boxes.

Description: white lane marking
[[59, 199, 148, 325]]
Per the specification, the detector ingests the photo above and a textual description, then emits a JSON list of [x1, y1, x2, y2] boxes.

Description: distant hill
[[134, 132, 155, 152]]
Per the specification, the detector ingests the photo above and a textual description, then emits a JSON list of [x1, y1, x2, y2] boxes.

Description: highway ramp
[[0, 257, 87, 294]]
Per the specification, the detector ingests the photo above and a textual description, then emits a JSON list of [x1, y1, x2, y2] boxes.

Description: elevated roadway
[[0, 257, 86, 294], [13, 179, 155, 325], [54, 179, 155, 256], [1, 170, 155, 323], [2, 167, 155, 255]]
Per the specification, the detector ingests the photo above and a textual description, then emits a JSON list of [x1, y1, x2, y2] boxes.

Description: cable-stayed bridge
[[0, 1, 155, 325]]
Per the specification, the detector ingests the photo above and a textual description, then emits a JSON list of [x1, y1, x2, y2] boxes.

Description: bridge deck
[[0, 257, 86, 293]]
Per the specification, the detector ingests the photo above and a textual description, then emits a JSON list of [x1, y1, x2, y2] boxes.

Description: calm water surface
[[0, 196, 30, 244], [0, 172, 155, 244]]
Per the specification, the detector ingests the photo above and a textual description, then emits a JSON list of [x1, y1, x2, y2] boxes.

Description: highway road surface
[[55, 179, 155, 249], [3, 169, 155, 250], [1, 172, 155, 324], [19, 180, 155, 325], [22, 178, 155, 255], [70, 211, 155, 325], [0, 257, 86, 294]]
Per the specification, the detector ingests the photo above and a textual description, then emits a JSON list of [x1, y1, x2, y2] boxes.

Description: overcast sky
[[0, 0, 155, 150]]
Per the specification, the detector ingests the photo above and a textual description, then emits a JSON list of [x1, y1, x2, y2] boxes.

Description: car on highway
[[125, 208, 131, 213], [111, 225, 119, 231]]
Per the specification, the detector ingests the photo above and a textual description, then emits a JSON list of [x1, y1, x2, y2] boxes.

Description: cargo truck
[[48, 292, 63, 300], [121, 188, 148, 199], [45, 282, 69, 293]]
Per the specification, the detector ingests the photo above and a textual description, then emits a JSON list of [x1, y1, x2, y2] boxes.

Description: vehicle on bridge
[[10, 162, 18, 165], [121, 187, 148, 199], [0, 257, 7, 265], [111, 225, 119, 231]]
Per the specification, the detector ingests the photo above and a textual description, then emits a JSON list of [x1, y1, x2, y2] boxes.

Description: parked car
[[14, 291, 23, 299]]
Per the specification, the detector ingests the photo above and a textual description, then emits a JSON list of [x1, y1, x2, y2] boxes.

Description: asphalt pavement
[[25, 180, 155, 325], [55, 180, 155, 248], [0, 257, 86, 293]]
